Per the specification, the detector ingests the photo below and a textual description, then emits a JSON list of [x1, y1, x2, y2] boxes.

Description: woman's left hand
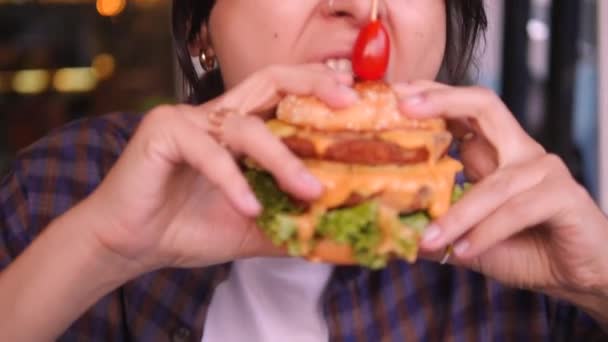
[[396, 81, 608, 301]]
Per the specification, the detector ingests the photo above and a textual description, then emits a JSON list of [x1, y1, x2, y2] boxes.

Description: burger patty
[[283, 136, 434, 165], [266, 119, 452, 165]]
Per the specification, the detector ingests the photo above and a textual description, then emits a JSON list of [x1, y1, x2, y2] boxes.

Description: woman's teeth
[[325, 58, 353, 74]]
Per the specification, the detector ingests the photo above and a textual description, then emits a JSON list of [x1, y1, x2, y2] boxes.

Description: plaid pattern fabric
[[0, 113, 605, 342]]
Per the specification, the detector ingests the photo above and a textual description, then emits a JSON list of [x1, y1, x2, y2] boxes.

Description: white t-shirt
[[202, 257, 334, 342]]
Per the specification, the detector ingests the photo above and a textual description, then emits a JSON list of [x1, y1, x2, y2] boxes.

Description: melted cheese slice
[[304, 158, 462, 218], [290, 158, 462, 259]]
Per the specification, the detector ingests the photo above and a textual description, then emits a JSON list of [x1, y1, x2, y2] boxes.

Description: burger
[[245, 81, 464, 269]]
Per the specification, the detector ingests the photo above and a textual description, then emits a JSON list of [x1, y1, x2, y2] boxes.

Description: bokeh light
[[96, 0, 126, 17]]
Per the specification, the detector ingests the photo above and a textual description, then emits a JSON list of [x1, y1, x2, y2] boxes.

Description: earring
[[199, 48, 217, 72]]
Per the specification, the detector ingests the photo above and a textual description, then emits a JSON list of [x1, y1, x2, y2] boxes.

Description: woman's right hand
[[75, 64, 357, 276]]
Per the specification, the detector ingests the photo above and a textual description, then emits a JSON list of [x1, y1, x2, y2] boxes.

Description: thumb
[[460, 135, 498, 182], [235, 222, 289, 259]]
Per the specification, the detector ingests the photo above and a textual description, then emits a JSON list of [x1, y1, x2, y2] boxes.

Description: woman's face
[[207, 0, 446, 89]]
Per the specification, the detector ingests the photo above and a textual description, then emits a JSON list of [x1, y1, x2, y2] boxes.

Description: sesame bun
[[276, 81, 445, 131]]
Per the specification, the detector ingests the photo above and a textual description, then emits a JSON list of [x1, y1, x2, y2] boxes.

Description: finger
[[452, 154, 579, 259], [448, 116, 498, 181], [165, 108, 263, 216], [393, 82, 499, 180], [420, 157, 549, 251], [450, 181, 560, 260], [393, 82, 491, 166], [447, 118, 475, 141], [392, 79, 450, 98], [215, 64, 357, 116], [236, 220, 288, 258], [445, 116, 498, 181], [459, 135, 499, 182], [399, 86, 545, 166], [181, 105, 323, 201], [222, 113, 324, 200]]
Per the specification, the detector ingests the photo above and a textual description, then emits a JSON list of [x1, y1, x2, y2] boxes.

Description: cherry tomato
[[352, 20, 390, 81]]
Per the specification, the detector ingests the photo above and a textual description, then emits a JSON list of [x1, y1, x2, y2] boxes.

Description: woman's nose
[[322, 0, 387, 27]]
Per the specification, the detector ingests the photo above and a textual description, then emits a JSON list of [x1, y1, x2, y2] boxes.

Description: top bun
[[276, 81, 446, 132]]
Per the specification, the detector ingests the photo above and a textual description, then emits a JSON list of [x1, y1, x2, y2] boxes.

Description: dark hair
[[172, 0, 487, 104]]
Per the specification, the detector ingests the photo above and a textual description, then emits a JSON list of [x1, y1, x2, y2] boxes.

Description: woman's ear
[[188, 23, 213, 57], [188, 22, 217, 74]]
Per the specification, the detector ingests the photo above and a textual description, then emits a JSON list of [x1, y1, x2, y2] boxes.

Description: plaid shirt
[[0, 113, 605, 342]]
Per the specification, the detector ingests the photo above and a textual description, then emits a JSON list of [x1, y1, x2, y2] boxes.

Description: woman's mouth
[[324, 58, 353, 74]]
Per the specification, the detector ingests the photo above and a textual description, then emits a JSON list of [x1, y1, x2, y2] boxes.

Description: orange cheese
[[308, 239, 356, 264], [295, 215, 316, 242], [286, 157, 461, 263], [303, 158, 462, 218]]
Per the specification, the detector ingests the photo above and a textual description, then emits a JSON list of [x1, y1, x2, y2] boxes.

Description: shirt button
[[171, 326, 192, 342]]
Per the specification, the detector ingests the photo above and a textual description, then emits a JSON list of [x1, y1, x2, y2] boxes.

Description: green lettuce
[[245, 168, 471, 269], [245, 169, 303, 249], [317, 201, 387, 269], [399, 212, 431, 234], [451, 182, 472, 203]]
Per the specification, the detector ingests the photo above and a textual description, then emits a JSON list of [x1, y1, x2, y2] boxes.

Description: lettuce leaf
[[245, 168, 471, 268], [451, 182, 472, 203], [399, 212, 430, 234], [245, 169, 303, 250], [317, 201, 387, 269], [394, 212, 430, 261]]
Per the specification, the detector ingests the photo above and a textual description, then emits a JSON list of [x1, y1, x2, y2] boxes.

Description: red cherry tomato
[[352, 20, 390, 81]]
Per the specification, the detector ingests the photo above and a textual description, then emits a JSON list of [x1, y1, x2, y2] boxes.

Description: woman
[[0, 1, 606, 341]]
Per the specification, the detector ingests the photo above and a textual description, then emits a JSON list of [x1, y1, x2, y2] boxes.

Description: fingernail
[[422, 224, 441, 244], [300, 171, 323, 194], [242, 192, 262, 215], [454, 240, 470, 256]]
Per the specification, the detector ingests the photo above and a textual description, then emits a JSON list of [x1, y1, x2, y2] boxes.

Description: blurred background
[[0, 0, 606, 206], [0, 0, 175, 172]]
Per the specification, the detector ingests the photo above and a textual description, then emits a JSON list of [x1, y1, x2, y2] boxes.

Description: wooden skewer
[[371, 0, 379, 21]]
